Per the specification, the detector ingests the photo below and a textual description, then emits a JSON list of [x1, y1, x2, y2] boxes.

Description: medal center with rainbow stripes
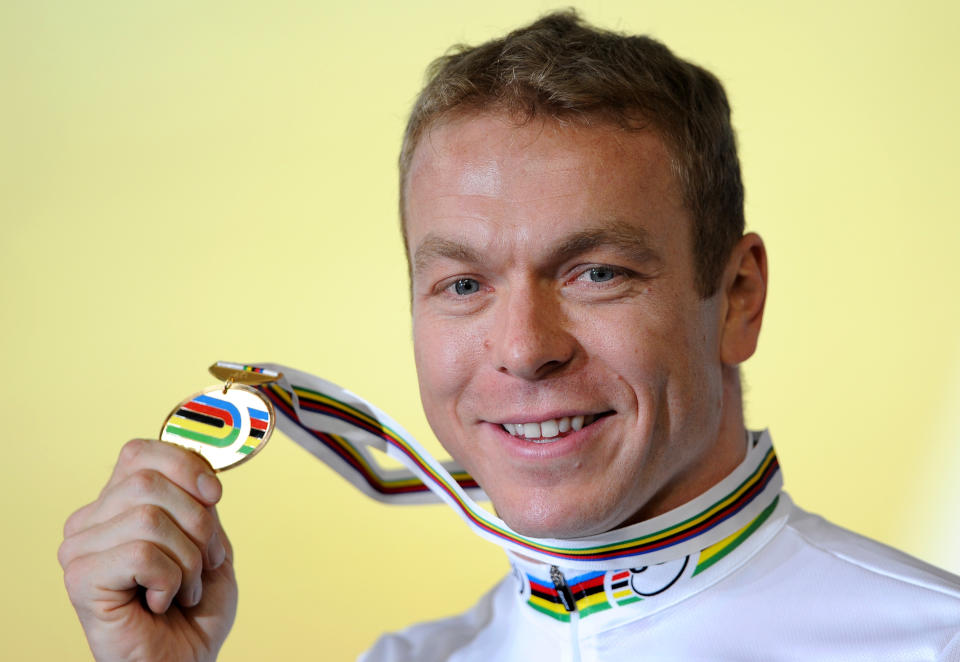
[[161, 383, 275, 471]]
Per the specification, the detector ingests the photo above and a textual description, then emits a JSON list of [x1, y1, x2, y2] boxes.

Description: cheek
[[580, 310, 671, 388], [580, 299, 715, 419], [413, 317, 483, 409], [660, 305, 724, 425]]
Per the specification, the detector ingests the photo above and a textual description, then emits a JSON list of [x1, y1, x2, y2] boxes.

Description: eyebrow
[[412, 219, 659, 275], [413, 236, 486, 275], [551, 221, 658, 267]]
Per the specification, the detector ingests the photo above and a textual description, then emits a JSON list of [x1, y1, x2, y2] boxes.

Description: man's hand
[[59, 439, 239, 662]]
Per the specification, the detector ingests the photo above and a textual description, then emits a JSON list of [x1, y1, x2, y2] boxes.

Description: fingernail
[[197, 472, 221, 503], [192, 583, 203, 606], [209, 533, 226, 569]]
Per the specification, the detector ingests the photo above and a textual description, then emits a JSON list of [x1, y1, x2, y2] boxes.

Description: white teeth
[[501, 414, 600, 440]]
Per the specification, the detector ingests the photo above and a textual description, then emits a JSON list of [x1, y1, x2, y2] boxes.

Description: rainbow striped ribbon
[[244, 362, 783, 571]]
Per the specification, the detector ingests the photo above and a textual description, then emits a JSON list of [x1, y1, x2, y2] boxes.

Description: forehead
[[403, 112, 690, 261]]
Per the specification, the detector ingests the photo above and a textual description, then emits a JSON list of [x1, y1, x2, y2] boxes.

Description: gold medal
[[160, 362, 282, 471]]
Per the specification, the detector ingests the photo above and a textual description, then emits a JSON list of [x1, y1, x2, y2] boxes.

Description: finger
[[64, 500, 99, 539], [108, 438, 222, 506], [207, 505, 231, 568], [79, 469, 220, 568], [64, 540, 184, 618], [65, 439, 222, 539], [59, 504, 205, 608]]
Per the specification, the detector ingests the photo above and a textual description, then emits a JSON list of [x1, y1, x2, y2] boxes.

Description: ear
[[719, 232, 768, 365]]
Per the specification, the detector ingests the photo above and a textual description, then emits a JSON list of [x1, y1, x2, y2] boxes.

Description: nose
[[489, 280, 576, 380]]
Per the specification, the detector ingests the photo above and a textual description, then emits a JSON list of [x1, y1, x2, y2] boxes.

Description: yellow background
[[3, 1, 958, 659]]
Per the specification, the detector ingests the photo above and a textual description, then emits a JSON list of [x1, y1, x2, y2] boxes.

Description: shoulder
[[357, 575, 517, 662], [780, 498, 960, 600], [690, 495, 960, 659], [723, 496, 960, 659]]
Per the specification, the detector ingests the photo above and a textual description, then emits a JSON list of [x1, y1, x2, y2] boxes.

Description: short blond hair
[[400, 10, 744, 297]]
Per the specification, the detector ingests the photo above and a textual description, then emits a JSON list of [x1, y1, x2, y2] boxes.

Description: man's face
[[406, 113, 730, 539]]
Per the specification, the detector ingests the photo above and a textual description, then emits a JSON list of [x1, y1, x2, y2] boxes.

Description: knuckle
[[62, 565, 80, 596], [186, 508, 215, 540], [56, 538, 74, 569], [129, 539, 159, 566], [62, 557, 91, 601], [133, 503, 167, 533], [118, 438, 149, 466], [62, 515, 75, 539], [128, 469, 163, 497], [62, 506, 86, 538]]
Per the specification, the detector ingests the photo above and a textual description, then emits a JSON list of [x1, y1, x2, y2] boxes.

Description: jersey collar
[[507, 430, 789, 630]]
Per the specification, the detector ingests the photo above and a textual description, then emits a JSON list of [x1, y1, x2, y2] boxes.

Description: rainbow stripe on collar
[[241, 362, 783, 571], [516, 495, 781, 621]]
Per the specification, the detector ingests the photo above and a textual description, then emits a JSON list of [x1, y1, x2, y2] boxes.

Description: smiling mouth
[[501, 411, 614, 443]]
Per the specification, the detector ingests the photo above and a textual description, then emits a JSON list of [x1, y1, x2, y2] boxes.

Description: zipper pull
[[549, 565, 577, 612]]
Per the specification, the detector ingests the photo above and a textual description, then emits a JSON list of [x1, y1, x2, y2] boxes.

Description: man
[[60, 11, 960, 661]]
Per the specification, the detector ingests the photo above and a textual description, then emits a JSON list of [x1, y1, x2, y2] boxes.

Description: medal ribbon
[[242, 362, 783, 570]]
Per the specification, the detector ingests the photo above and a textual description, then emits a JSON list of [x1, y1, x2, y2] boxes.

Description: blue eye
[[587, 267, 617, 282], [453, 278, 481, 295]]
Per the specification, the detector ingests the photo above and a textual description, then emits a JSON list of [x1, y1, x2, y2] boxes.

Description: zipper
[[549, 565, 577, 612], [549, 565, 582, 662]]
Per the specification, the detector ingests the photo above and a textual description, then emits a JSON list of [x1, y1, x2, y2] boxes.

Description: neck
[[513, 425, 781, 577], [619, 365, 748, 527]]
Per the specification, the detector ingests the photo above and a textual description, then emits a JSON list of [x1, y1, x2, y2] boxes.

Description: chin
[[494, 492, 618, 540]]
